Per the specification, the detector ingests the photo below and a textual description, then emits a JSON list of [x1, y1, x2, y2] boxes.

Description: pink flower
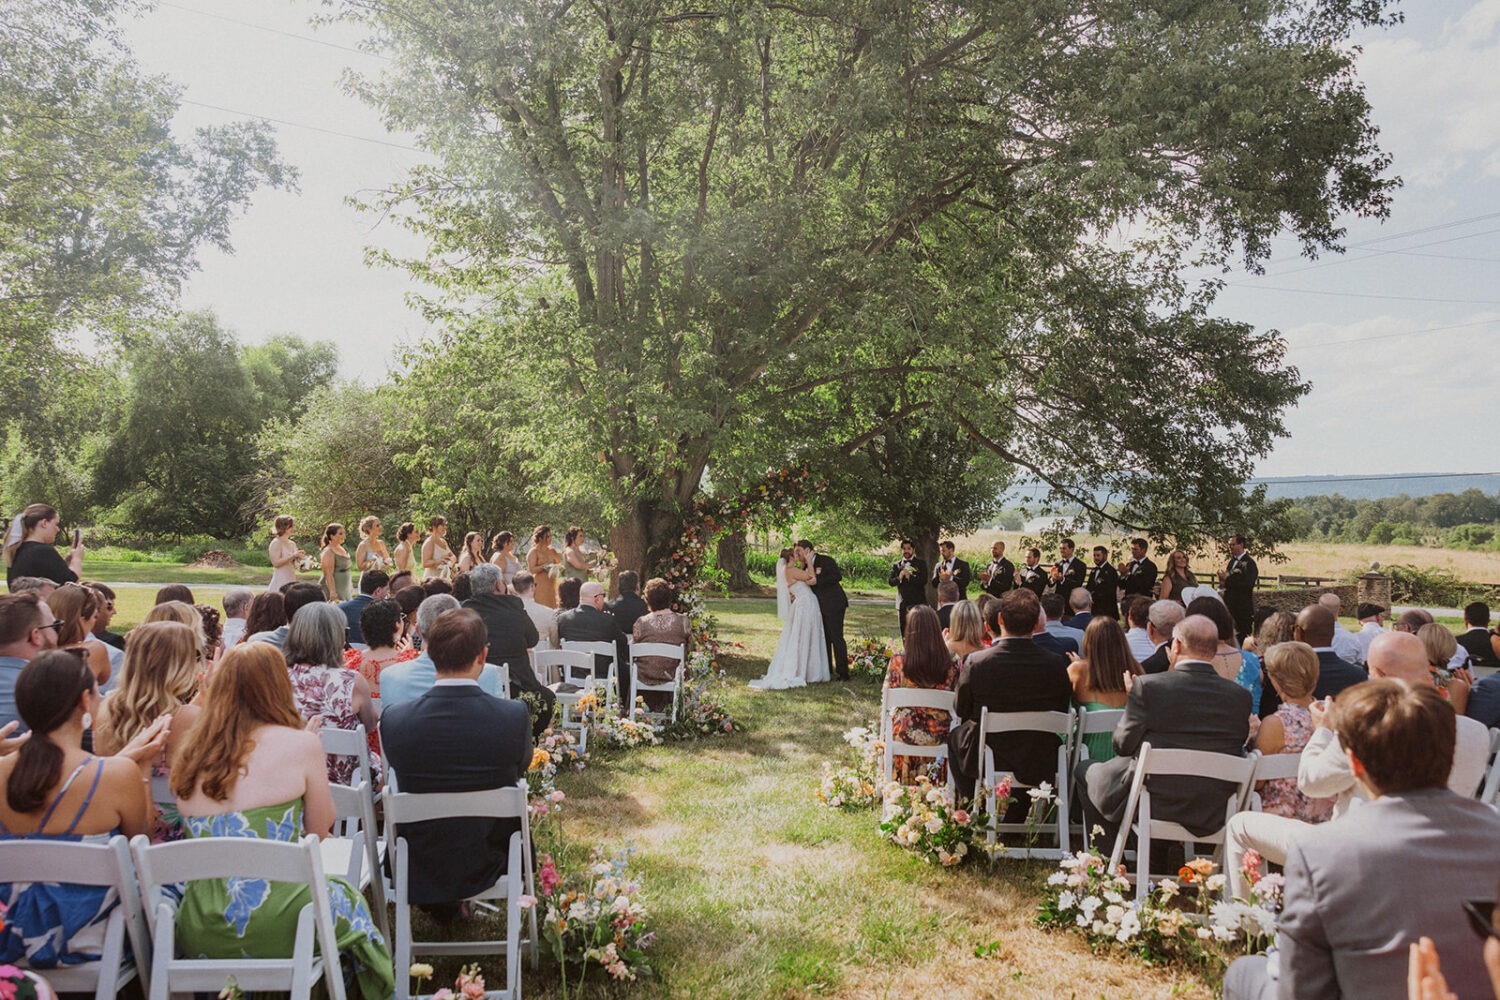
[[539, 856, 561, 897], [953, 809, 970, 825], [549, 790, 565, 803], [432, 991, 454, 1000], [517, 894, 537, 909]]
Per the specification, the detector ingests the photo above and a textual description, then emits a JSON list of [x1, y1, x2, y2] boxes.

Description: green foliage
[[240, 335, 340, 422], [1286, 490, 1500, 550], [745, 550, 891, 588], [1380, 564, 1498, 607]]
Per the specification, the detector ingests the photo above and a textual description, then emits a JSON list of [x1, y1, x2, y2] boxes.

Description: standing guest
[[888, 540, 930, 637], [489, 530, 523, 590], [318, 523, 352, 602], [85, 583, 125, 650], [4, 504, 83, 587], [1122, 597, 1157, 662], [154, 584, 195, 606], [46, 584, 111, 687], [526, 525, 563, 609], [935, 581, 960, 631], [948, 589, 1071, 802], [266, 515, 304, 592], [883, 606, 961, 783], [562, 527, 594, 582], [387, 569, 416, 594], [1085, 546, 1120, 620], [247, 583, 325, 649], [1185, 595, 1263, 714], [220, 587, 253, 650], [1218, 533, 1259, 642], [944, 601, 986, 662], [353, 515, 391, 585], [558, 581, 626, 704], [457, 531, 486, 574], [169, 644, 393, 1000], [801, 539, 850, 680], [380, 608, 532, 924], [631, 578, 692, 712], [339, 569, 390, 647], [1140, 600, 1186, 674], [343, 598, 415, 697], [1016, 547, 1048, 596], [381, 594, 505, 708], [0, 593, 59, 731], [282, 603, 378, 785], [512, 571, 558, 652], [392, 521, 419, 575], [1068, 617, 1141, 764], [1117, 538, 1158, 601], [420, 516, 456, 581], [1247, 641, 1334, 823], [1458, 601, 1500, 670], [1351, 603, 1387, 665], [1244, 609, 1295, 657], [1319, 592, 1361, 663], [0, 651, 168, 968], [1419, 623, 1472, 715], [462, 563, 550, 734], [605, 570, 648, 635], [1049, 538, 1086, 597], [930, 541, 972, 601], [242, 591, 287, 646], [1157, 549, 1198, 604], [978, 540, 1015, 598], [1065, 588, 1095, 632]]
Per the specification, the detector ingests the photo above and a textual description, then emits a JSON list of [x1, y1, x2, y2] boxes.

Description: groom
[[798, 540, 849, 681]]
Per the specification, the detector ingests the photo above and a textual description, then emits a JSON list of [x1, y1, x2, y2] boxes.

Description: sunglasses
[[1464, 900, 1499, 942]]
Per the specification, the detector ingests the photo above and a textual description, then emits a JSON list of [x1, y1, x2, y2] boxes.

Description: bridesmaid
[[562, 526, 594, 582], [267, 516, 304, 592], [319, 523, 352, 602], [526, 525, 562, 608], [457, 531, 486, 573], [420, 516, 456, 580], [353, 516, 391, 587], [392, 521, 418, 575], [489, 530, 522, 590]]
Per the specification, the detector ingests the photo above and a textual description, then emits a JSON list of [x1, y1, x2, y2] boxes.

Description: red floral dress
[[343, 647, 415, 760], [883, 653, 961, 783], [288, 662, 382, 786]]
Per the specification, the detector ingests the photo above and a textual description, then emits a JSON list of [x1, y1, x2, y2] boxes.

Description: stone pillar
[[1357, 567, 1392, 611]]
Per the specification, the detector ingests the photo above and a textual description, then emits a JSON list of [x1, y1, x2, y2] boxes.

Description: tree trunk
[[914, 527, 941, 605], [716, 531, 753, 592]]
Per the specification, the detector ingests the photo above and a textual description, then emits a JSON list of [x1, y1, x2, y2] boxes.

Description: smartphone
[[73, 528, 82, 547]]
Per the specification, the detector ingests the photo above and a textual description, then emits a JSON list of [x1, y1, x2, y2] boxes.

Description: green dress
[[326, 551, 353, 601], [1076, 700, 1121, 763], [177, 799, 393, 1000]]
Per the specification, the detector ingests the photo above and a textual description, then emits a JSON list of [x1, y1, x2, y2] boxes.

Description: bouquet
[[819, 761, 878, 810], [879, 776, 975, 866], [407, 963, 488, 1000], [591, 700, 663, 750], [526, 726, 587, 820], [533, 847, 653, 991], [295, 553, 319, 572], [848, 636, 895, 680]]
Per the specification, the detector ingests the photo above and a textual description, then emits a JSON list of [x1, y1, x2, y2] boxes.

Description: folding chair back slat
[[535, 649, 592, 686], [325, 779, 390, 942], [628, 643, 686, 722], [880, 688, 958, 785], [319, 724, 374, 791], [976, 707, 1075, 858]]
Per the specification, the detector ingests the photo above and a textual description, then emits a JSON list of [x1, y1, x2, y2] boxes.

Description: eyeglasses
[[1464, 900, 1499, 942], [40, 620, 65, 633]]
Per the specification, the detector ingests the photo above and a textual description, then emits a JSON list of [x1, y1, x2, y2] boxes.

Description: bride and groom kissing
[[750, 540, 849, 690]]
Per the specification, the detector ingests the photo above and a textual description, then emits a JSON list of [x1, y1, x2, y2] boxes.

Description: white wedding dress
[[750, 570, 830, 689]]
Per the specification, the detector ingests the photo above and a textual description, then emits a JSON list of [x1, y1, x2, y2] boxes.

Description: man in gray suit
[[1225, 680, 1500, 1000], [1077, 615, 1251, 842]]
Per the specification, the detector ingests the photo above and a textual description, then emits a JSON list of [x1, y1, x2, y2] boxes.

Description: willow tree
[[340, 0, 1397, 572]]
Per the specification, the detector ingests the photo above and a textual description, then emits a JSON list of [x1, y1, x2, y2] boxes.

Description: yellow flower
[[408, 963, 435, 980]]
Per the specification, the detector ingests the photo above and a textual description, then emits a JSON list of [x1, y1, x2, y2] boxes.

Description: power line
[[1253, 472, 1500, 486], [1237, 285, 1500, 306], [1233, 224, 1500, 284], [156, 1, 391, 61], [1286, 316, 1497, 351], [179, 98, 426, 153]]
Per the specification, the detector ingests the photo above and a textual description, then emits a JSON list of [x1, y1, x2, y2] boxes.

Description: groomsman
[[979, 540, 1015, 598], [1049, 538, 1086, 596], [1085, 546, 1120, 620], [1218, 533, 1258, 643], [887, 540, 929, 637], [1117, 538, 1158, 599], [930, 541, 972, 600], [1017, 548, 1048, 596]]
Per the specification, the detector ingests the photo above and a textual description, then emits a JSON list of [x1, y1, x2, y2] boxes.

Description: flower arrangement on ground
[[591, 699, 663, 750], [848, 635, 896, 680], [879, 776, 976, 866], [526, 726, 587, 821], [530, 846, 654, 993], [407, 962, 488, 999], [661, 648, 743, 741], [816, 724, 884, 810]]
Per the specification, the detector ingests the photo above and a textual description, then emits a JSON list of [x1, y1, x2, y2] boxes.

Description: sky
[[120, 0, 1500, 482]]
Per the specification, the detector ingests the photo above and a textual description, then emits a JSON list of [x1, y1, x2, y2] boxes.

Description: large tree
[[339, 0, 1397, 573]]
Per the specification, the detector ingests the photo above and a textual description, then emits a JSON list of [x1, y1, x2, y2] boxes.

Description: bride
[[750, 547, 830, 689]]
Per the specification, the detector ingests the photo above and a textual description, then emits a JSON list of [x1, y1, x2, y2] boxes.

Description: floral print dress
[[1256, 702, 1335, 823], [883, 653, 961, 783], [287, 662, 381, 786]]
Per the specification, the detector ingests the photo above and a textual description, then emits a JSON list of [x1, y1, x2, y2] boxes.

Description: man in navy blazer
[[381, 607, 532, 917]]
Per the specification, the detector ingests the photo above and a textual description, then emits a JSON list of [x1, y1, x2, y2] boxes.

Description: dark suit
[[1141, 642, 1171, 675], [1084, 562, 1120, 620], [1259, 648, 1366, 720], [1458, 627, 1500, 669], [1065, 612, 1094, 633], [461, 592, 550, 735], [1016, 563, 1048, 597], [887, 557, 930, 636], [936, 603, 955, 631], [930, 557, 973, 600], [1051, 556, 1086, 596], [557, 605, 627, 708], [1222, 553, 1258, 642], [810, 553, 849, 679], [604, 592, 648, 637], [1119, 557, 1158, 599], [1079, 660, 1251, 838], [1032, 630, 1079, 658], [380, 684, 532, 906], [948, 636, 1072, 794], [980, 557, 1015, 598], [339, 594, 374, 645]]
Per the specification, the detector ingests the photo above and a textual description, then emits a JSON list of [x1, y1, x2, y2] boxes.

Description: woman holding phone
[[4, 504, 84, 587]]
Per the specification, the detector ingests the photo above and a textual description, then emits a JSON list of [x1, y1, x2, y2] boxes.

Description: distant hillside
[[1252, 474, 1500, 502]]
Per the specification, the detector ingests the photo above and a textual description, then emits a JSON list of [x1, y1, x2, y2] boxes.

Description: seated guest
[[947, 589, 1071, 803], [1068, 617, 1141, 764], [1225, 631, 1490, 900], [1351, 603, 1387, 665], [282, 603, 378, 785], [1140, 600, 1185, 674], [1077, 615, 1251, 843], [339, 569, 389, 647], [1224, 681, 1500, 1000], [381, 609, 532, 924], [154, 584, 194, 606], [1065, 587, 1095, 632], [512, 571, 558, 652], [451, 572, 473, 602], [1458, 601, 1500, 669], [344, 598, 416, 697], [420, 577, 452, 598], [85, 582, 126, 650], [558, 580, 625, 685], [380, 594, 506, 708], [1420, 623, 1472, 714], [0, 651, 169, 967], [246, 583, 325, 648], [605, 571, 649, 635], [170, 644, 393, 999], [1042, 593, 1084, 643], [0, 595, 60, 730], [462, 563, 550, 735], [884, 606, 960, 783], [1466, 665, 1500, 730], [1247, 641, 1333, 823], [388, 569, 416, 594], [1186, 595, 1262, 715], [220, 587, 253, 650], [7, 577, 57, 600], [944, 601, 986, 662], [1246, 610, 1294, 659], [45, 583, 112, 687], [1033, 595, 1080, 657], [242, 591, 286, 647], [1240, 606, 1278, 654], [1121, 597, 1156, 662], [631, 578, 692, 712], [194, 604, 222, 658], [973, 593, 995, 637], [1259, 603, 1366, 720], [1319, 592, 1361, 663], [557, 576, 582, 613], [1395, 608, 1434, 634], [935, 581, 960, 631]]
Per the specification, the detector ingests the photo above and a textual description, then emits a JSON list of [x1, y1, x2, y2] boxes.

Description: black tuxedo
[[980, 557, 1016, 598], [1051, 556, 1086, 596], [604, 592, 648, 636], [1119, 557, 1159, 599], [930, 557, 973, 600], [948, 636, 1072, 793], [1085, 562, 1120, 620], [381, 684, 532, 906], [1078, 660, 1251, 838], [887, 557, 930, 636], [462, 592, 550, 735], [937, 604, 954, 631], [1222, 552, 1258, 641], [1141, 642, 1171, 674], [1016, 563, 1048, 596], [1459, 628, 1500, 669], [809, 552, 849, 679]]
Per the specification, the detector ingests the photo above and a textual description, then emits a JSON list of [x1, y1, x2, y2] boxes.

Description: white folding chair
[[879, 687, 958, 786], [384, 782, 539, 1000], [560, 639, 619, 710], [130, 834, 347, 1000], [320, 724, 376, 794], [534, 649, 591, 687], [975, 707, 1075, 859], [542, 649, 599, 754], [489, 661, 511, 697], [0, 836, 151, 1000], [628, 643, 686, 723], [1106, 742, 1259, 901], [1247, 750, 1303, 811], [323, 779, 391, 943], [1479, 728, 1500, 807]]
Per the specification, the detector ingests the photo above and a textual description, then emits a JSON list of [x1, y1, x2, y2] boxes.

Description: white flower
[[1079, 895, 1102, 918], [1196, 927, 1213, 940], [1048, 871, 1068, 886], [1105, 904, 1125, 924], [1206, 874, 1227, 893], [1057, 890, 1077, 910], [1103, 890, 1123, 905], [1156, 878, 1179, 897], [1028, 781, 1055, 802]]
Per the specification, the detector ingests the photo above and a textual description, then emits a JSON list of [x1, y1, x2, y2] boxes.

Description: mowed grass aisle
[[540, 600, 1214, 999]]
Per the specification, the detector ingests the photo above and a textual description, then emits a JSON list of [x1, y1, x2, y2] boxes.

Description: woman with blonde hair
[[266, 514, 304, 592], [1419, 622, 1471, 715], [4, 503, 83, 586], [945, 600, 986, 662], [1250, 641, 1334, 822], [169, 644, 393, 999], [353, 515, 390, 586], [526, 524, 562, 608], [45, 583, 111, 686], [457, 530, 486, 573], [143, 601, 208, 663], [1157, 549, 1198, 604]]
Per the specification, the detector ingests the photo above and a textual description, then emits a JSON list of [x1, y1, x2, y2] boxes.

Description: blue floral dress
[[176, 798, 393, 1000]]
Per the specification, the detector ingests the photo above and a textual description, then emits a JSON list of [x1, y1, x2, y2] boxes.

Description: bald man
[[1225, 630, 1490, 898], [1318, 592, 1361, 662], [1262, 604, 1367, 719], [557, 580, 628, 708]]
